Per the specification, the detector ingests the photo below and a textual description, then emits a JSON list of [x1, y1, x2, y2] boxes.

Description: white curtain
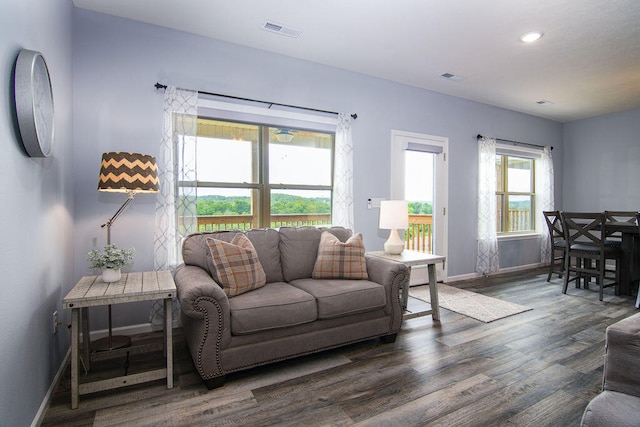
[[477, 137, 500, 274], [332, 113, 354, 230], [535, 146, 555, 263], [150, 86, 198, 327]]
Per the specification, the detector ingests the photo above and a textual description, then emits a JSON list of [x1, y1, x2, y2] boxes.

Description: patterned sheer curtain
[[477, 137, 500, 274], [535, 146, 555, 263], [150, 86, 198, 326], [332, 113, 354, 229]]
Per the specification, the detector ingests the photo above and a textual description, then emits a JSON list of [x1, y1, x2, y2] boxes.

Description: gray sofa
[[581, 312, 640, 426], [174, 226, 409, 388]]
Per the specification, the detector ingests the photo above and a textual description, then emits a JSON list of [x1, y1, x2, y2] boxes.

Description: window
[[190, 118, 334, 231], [496, 154, 535, 233]]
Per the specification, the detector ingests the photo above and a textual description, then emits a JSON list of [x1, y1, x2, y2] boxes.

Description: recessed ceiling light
[[536, 99, 554, 106], [520, 32, 543, 43]]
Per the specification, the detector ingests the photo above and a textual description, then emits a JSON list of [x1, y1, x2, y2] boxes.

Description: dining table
[[605, 221, 640, 297]]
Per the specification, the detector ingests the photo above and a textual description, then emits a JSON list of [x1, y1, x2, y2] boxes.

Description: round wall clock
[[14, 49, 55, 158]]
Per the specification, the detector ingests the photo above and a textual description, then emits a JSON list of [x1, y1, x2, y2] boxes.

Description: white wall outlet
[[53, 310, 58, 334]]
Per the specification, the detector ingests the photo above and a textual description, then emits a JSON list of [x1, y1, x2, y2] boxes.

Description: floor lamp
[[93, 152, 159, 351]]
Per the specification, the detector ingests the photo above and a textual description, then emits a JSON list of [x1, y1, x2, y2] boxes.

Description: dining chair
[[543, 211, 566, 281], [560, 212, 623, 301], [603, 210, 637, 248]]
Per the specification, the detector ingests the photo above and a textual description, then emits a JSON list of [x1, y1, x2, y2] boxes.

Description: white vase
[[102, 268, 122, 283]]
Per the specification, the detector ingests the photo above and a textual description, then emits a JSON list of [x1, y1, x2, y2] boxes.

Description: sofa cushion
[[228, 282, 317, 335], [581, 390, 640, 427], [289, 278, 386, 319], [279, 226, 352, 282], [182, 229, 284, 283], [312, 232, 368, 280], [206, 234, 267, 297]]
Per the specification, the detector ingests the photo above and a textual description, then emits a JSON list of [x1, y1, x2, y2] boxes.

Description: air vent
[[261, 21, 302, 38], [440, 72, 465, 82], [536, 99, 554, 105]]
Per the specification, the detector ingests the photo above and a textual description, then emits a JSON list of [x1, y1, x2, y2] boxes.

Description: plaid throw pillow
[[206, 234, 267, 297], [312, 232, 368, 280]]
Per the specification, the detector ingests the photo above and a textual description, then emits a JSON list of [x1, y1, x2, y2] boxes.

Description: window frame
[[495, 151, 537, 235], [189, 116, 336, 229]]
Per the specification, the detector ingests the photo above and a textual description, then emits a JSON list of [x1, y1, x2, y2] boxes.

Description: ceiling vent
[[440, 72, 465, 82], [536, 99, 554, 105], [261, 21, 302, 38]]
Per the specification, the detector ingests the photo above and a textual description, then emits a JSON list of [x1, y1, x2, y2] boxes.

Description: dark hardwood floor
[[41, 268, 639, 426]]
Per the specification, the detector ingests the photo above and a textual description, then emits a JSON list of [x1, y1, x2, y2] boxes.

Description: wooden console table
[[367, 250, 446, 321], [63, 270, 176, 409]]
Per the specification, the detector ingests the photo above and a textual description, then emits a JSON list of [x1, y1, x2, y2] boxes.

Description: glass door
[[391, 130, 448, 282]]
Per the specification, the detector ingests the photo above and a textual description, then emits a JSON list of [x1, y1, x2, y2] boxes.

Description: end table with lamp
[[62, 151, 170, 409], [375, 200, 445, 321]]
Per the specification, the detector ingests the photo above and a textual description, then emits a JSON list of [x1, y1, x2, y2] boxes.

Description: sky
[[196, 137, 435, 203]]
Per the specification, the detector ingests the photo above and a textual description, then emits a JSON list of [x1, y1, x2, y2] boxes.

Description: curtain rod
[[476, 134, 553, 150], [155, 83, 357, 120]]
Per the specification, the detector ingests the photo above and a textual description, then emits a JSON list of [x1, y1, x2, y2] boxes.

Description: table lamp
[[98, 152, 160, 244], [94, 152, 159, 351], [379, 200, 409, 255]]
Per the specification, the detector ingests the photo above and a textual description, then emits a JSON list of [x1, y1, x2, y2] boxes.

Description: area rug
[[409, 284, 532, 323]]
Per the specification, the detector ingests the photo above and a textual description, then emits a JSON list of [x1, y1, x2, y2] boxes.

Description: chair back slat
[[543, 211, 564, 242], [560, 212, 605, 249], [604, 211, 638, 224], [604, 211, 638, 239]]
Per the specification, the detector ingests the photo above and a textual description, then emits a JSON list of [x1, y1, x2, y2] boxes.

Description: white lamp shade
[[379, 200, 409, 229]]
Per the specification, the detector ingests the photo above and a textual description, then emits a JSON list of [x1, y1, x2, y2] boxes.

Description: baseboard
[[31, 348, 70, 427], [446, 262, 545, 283]]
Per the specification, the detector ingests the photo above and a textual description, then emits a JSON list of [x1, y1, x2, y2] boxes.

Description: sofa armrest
[[174, 264, 232, 379], [603, 312, 640, 398], [365, 254, 409, 288], [365, 254, 409, 331], [175, 264, 229, 319]]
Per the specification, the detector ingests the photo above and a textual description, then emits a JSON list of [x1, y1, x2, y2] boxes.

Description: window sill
[[497, 233, 543, 242]]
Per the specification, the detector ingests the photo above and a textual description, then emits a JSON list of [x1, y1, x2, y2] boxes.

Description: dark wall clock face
[[14, 49, 55, 158]]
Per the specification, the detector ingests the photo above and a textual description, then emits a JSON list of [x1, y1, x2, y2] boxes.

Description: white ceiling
[[72, 0, 640, 123]]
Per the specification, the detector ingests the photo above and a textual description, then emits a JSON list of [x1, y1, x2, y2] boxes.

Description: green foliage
[[87, 245, 134, 270], [509, 200, 531, 211], [197, 194, 331, 215], [408, 201, 432, 214]]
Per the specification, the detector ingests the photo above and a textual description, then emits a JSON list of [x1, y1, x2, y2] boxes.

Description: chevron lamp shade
[[98, 152, 159, 193]]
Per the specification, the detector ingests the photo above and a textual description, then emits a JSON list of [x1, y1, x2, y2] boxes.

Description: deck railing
[[187, 211, 529, 250], [195, 213, 332, 232], [191, 213, 435, 253], [406, 214, 433, 253]]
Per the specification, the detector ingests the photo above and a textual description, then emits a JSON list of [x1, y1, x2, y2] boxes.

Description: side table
[[367, 250, 445, 321], [63, 270, 176, 409]]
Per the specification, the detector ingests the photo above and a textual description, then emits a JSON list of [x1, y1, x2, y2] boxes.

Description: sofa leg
[[379, 333, 398, 344], [204, 375, 226, 390]]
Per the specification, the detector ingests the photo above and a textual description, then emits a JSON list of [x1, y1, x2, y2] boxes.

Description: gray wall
[[0, 0, 74, 426], [72, 9, 563, 332], [562, 108, 640, 211]]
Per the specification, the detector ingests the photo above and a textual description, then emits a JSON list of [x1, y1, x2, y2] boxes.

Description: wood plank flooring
[[41, 269, 639, 426]]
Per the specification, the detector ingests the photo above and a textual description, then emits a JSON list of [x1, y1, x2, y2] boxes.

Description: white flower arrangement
[[87, 245, 134, 270]]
